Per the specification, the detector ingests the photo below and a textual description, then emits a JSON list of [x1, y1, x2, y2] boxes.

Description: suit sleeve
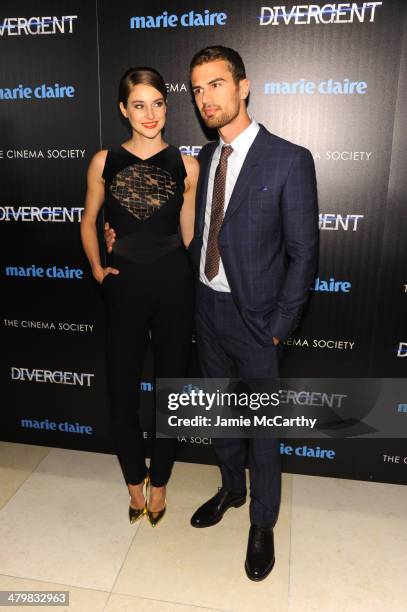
[[268, 148, 319, 341]]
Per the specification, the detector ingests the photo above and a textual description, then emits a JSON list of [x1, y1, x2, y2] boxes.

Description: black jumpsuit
[[102, 145, 194, 487]]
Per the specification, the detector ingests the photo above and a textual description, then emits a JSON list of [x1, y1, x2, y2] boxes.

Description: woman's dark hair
[[118, 66, 167, 106], [189, 46, 246, 84]]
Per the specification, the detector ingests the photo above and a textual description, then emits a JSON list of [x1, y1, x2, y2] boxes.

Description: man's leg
[[191, 283, 247, 526], [210, 301, 281, 530], [198, 288, 281, 579], [228, 319, 281, 581], [196, 283, 248, 493]]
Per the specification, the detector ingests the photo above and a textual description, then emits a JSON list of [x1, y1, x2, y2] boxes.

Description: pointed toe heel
[[147, 503, 166, 527], [128, 475, 149, 524], [128, 505, 146, 524]]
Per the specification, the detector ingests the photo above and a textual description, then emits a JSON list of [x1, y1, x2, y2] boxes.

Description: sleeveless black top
[[102, 145, 187, 262]]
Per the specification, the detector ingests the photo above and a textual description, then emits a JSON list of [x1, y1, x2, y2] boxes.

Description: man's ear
[[119, 101, 128, 118], [239, 78, 250, 101]]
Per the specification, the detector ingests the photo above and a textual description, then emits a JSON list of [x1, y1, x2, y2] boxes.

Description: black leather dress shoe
[[245, 525, 275, 581], [190, 488, 246, 528]]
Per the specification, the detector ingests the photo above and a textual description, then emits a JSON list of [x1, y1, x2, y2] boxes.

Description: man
[[106, 46, 318, 581], [187, 46, 318, 581]]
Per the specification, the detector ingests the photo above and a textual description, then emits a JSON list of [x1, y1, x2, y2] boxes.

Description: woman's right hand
[[93, 266, 119, 285]]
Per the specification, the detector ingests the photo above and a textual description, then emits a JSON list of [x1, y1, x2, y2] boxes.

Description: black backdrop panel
[[1, 2, 112, 452], [1, 0, 406, 485]]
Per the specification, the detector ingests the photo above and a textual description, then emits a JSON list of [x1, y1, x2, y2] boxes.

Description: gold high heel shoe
[[128, 475, 149, 524], [146, 503, 166, 527], [146, 485, 166, 527]]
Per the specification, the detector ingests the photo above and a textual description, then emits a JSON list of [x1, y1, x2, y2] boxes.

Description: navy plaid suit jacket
[[188, 124, 319, 345]]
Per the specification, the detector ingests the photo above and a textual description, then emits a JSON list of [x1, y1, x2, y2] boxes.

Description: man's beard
[[201, 103, 240, 129]]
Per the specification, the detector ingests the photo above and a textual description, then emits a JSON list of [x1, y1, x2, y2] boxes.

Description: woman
[[80, 67, 198, 526]]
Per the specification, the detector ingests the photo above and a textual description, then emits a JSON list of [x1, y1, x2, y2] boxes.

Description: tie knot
[[220, 145, 233, 161]]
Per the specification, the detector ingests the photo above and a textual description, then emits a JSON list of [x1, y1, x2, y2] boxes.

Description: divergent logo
[[0, 207, 83, 222], [0, 16, 77, 36], [259, 3, 382, 25], [11, 367, 94, 386]]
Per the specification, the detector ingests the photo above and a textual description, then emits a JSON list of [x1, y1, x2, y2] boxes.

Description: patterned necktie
[[204, 145, 233, 281]]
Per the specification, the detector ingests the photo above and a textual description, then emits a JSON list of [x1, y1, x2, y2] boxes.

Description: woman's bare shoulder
[[87, 150, 108, 178]]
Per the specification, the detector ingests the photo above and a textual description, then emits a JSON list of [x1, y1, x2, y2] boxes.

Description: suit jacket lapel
[[222, 128, 265, 225], [197, 126, 268, 233]]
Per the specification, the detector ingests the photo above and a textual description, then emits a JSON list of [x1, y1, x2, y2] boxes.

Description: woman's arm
[[180, 153, 199, 247], [80, 150, 119, 284]]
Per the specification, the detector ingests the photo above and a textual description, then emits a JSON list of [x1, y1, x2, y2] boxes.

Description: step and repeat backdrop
[[1, 0, 406, 484]]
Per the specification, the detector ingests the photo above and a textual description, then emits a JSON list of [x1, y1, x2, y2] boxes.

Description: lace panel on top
[[110, 162, 176, 221]]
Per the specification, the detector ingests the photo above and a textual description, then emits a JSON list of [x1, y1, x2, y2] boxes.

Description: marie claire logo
[[11, 367, 94, 386], [4, 265, 84, 279], [3, 319, 94, 333], [285, 337, 355, 350], [397, 342, 407, 358], [311, 277, 351, 293], [166, 83, 188, 93], [319, 213, 364, 231], [280, 442, 335, 459], [140, 381, 154, 391], [0, 149, 85, 159], [264, 78, 367, 95], [130, 10, 227, 29], [179, 146, 202, 157], [0, 16, 77, 36], [0, 83, 75, 101], [21, 418, 93, 435], [0, 206, 83, 222], [259, 3, 382, 26]]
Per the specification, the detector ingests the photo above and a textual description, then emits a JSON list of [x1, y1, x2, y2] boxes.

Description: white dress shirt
[[200, 119, 260, 292]]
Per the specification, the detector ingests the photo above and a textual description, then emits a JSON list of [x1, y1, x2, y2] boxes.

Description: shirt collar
[[217, 118, 260, 159]]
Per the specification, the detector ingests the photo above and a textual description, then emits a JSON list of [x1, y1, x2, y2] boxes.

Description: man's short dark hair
[[190, 46, 246, 84]]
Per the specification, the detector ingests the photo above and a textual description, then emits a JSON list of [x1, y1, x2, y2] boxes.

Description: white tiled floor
[[0, 442, 406, 612]]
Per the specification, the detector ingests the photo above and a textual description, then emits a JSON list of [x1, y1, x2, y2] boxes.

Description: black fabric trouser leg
[[105, 299, 149, 485], [196, 282, 281, 528], [148, 290, 194, 486], [104, 251, 194, 488]]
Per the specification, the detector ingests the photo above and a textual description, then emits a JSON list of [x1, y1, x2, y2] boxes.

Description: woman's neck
[[124, 132, 167, 159]]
